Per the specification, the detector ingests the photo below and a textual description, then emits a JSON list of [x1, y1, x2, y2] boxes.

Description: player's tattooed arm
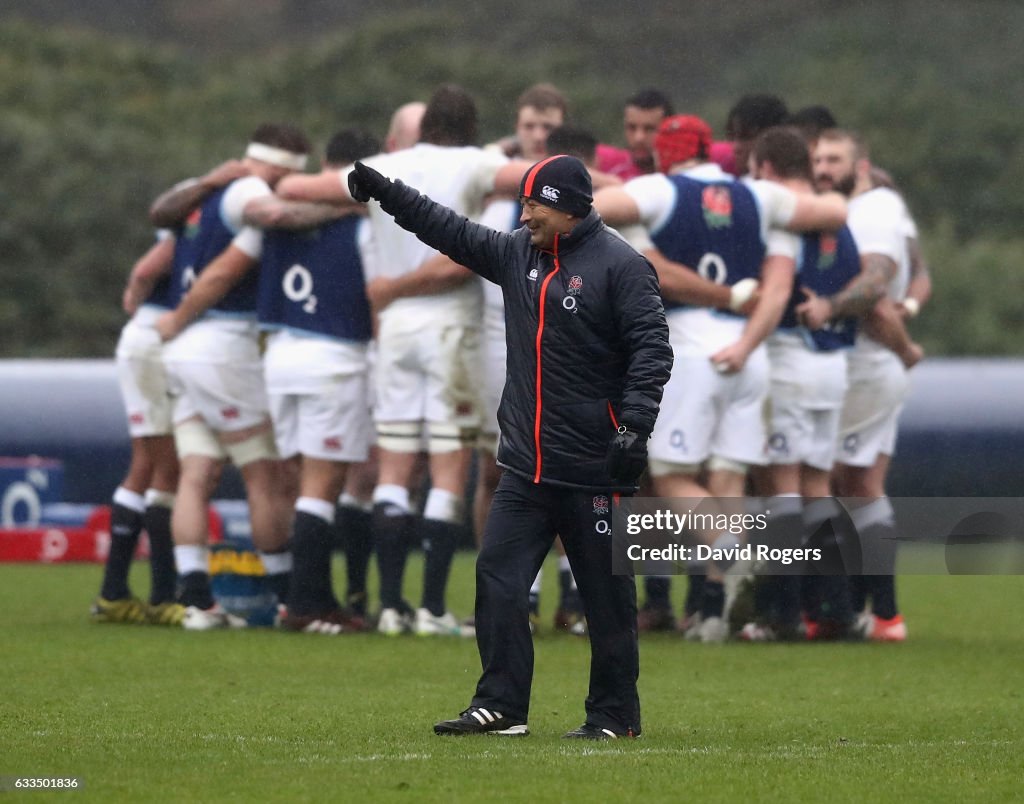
[[242, 196, 355, 230], [796, 252, 894, 328], [149, 160, 251, 227], [830, 253, 895, 317]]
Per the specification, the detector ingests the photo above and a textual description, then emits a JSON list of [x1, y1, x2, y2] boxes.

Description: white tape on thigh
[[174, 419, 227, 460], [707, 455, 748, 475], [376, 421, 423, 453], [225, 428, 278, 467], [427, 422, 475, 454], [647, 458, 701, 478], [476, 430, 500, 457]]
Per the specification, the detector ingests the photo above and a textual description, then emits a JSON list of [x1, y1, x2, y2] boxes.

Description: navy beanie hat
[[519, 154, 593, 218]]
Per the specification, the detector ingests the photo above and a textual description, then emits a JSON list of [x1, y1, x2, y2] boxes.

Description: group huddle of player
[[91, 81, 928, 646]]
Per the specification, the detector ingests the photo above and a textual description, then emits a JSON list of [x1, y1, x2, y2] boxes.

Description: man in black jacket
[[348, 154, 672, 740]]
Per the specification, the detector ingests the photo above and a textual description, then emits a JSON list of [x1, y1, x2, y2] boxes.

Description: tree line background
[[1, 0, 1021, 357]]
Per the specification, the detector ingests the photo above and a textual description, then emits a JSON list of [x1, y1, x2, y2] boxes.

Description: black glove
[[606, 426, 649, 485], [347, 160, 392, 203]]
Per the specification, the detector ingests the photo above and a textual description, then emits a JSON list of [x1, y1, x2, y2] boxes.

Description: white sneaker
[[414, 608, 466, 637], [377, 607, 412, 636], [723, 560, 754, 617], [569, 617, 588, 637], [182, 604, 248, 631], [853, 611, 874, 638], [738, 622, 776, 642], [681, 612, 704, 641], [698, 615, 729, 643]]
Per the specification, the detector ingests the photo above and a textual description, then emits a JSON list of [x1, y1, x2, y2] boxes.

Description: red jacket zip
[[607, 401, 620, 430], [533, 236, 561, 483]]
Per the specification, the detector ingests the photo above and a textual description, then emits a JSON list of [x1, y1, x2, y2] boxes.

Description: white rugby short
[[765, 336, 848, 470], [649, 346, 769, 469], [766, 393, 843, 471], [374, 318, 481, 430], [115, 311, 174, 438], [837, 351, 909, 467], [163, 322, 269, 433], [268, 374, 371, 463]]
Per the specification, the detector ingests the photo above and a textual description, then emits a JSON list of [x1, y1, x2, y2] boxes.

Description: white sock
[[113, 486, 146, 513], [296, 496, 335, 524], [174, 544, 208, 576], [373, 484, 410, 513]]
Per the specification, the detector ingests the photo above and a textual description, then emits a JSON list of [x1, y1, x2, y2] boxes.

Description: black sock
[[286, 511, 335, 616], [178, 571, 215, 610], [868, 574, 898, 620], [338, 505, 373, 614], [421, 518, 459, 617], [775, 576, 803, 630], [144, 504, 177, 605], [684, 571, 706, 617], [860, 520, 899, 619], [265, 571, 292, 607], [849, 574, 869, 613], [100, 501, 145, 600], [801, 575, 823, 622], [701, 580, 726, 619], [558, 566, 582, 612], [753, 575, 780, 623], [373, 502, 412, 611], [818, 575, 855, 633], [644, 576, 672, 609], [763, 507, 806, 629], [804, 505, 856, 632]]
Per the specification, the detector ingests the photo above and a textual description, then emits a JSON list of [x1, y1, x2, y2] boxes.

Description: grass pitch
[[1, 555, 1021, 803]]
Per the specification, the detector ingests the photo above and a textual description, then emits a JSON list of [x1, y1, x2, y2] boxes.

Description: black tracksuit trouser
[[469, 470, 641, 734]]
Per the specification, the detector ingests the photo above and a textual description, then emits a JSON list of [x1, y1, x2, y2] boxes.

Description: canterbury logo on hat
[[519, 155, 593, 217]]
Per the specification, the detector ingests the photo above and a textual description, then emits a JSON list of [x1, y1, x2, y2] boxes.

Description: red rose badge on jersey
[[701, 186, 733, 229]]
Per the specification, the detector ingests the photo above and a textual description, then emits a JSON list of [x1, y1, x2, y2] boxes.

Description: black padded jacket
[[376, 181, 673, 492]]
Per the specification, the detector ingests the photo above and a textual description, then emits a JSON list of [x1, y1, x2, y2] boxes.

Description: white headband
[[245, 142, 308, 171]]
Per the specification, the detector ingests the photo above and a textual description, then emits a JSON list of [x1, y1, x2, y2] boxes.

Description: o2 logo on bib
[[283, 264, 318, 314], [696, 252, 727, 286]]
